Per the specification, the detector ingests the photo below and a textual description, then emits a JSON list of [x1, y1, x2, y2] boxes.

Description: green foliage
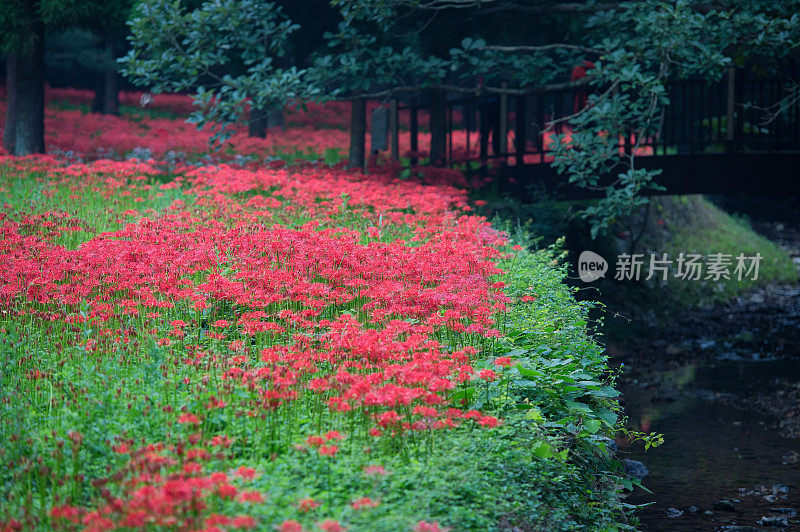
[[0, 0, 131, 52], [545, 0, 800, 237], [312, 0, 800, 238], [121, 0, 315, 144], [310, 19, 448, 98]]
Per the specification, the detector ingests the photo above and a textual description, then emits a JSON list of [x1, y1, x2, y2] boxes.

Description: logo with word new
[[577, 251, 608, 283]]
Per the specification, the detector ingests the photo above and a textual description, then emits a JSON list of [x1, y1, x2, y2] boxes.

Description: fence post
[[515, 95, 527, 166], [499, 81, 508, 159], [726, 66, 736, 153], [390, 98, 398, 161]]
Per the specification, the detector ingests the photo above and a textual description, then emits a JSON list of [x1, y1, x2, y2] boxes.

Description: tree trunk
[[92, 37, 119, 115], [103, 67, 119, 115], [92, 72, 105, 113], [14, 21, 45, 155], [248, 107, 267, 138], [429, 89, 447, 165], [348, 98, 366, 169], [3, 53, 18, 153], [267, 109, 286, 130]]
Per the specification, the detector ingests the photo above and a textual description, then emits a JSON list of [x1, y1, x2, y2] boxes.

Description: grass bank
[[482, 192, 797, 336]]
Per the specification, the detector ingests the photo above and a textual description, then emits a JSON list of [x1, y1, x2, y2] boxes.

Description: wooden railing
[[379, 67, 800, 167]]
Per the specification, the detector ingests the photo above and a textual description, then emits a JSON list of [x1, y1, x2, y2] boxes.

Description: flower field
[[0, 93, 630, 531]]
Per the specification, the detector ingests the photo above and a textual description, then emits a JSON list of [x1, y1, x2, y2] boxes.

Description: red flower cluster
[[46, 442, 264, 531], [0, 150, 518, 529]]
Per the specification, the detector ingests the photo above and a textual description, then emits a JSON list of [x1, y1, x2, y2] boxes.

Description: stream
[[619, 356, 800, 530], [610, 212, 800, 531]]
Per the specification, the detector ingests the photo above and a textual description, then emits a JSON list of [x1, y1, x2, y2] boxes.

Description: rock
[[699, 338, 717, 349], [781, 450, 798, 464], [750, 293, 766, 304], [704, 510, 715, 516], [712, 500, 735, 512], [759, 515, 789, 527], [769, 507, 798, 516], [665, 508, 683, 518], [764, 494, 779, 503], [773, 483, 789, 493], [688, 506, 699, 513], [622, 459, 649, 480]]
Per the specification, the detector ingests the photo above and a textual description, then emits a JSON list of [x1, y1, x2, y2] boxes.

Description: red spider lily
[[317, 444, 339, 457], [233, 466, 257, 480], [317, 519, 348, 532], [297, 498, 320, 513], [494, 356, 513, 367], [363, 464, 388, 476], [414, 521, 451, 532], [237, 490, 265, 504], [350, 496, 379, 510], [478, 369, 498, 381], [478, 416, 501, 428], [278, 520, 305, 532], [178, 413, 201, 425]]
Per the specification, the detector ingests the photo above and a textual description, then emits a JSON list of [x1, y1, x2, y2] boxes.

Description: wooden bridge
[[375, 67, 800, 198]]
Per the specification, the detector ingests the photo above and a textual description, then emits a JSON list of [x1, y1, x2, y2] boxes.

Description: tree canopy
[[121, 0, 314, 143]]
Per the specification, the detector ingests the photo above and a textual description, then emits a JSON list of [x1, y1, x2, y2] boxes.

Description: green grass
[[646, 195, 797, 305]]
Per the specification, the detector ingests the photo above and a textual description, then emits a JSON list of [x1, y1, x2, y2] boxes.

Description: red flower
[[478, 416, 501, 428], [317, 519, 347, 532], [414, 521, 450, 532], [478, 369, 497, 381], [297, 498, 320, 513], [237, 490, 265, 503], [323, 430, 344, 441], [318, 444, 338, 457], [350, 496, 379, 510], [233, 466, 257, 480], [494, 356, 512, 367], [363, 464, 388, 476], [231, 515, 257, 528], [306, 435, 325, 447], [279, 520, 304, 532], [218, 483, 237, 499], [177, 413, 200, 425]]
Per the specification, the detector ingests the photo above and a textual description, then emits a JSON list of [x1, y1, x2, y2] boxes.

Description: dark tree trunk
[[14, 21, 45, 155], [248, 108, 267, 138], [92, 73, 105, 113], [3, 53, 18, 153], [103, 36, 120, 115], [94, 36, 119, 115], [103, 68, 119, 115], [267, 109, 286, 130], [429, 89, 447, 165], [348, 98, 366, 169]]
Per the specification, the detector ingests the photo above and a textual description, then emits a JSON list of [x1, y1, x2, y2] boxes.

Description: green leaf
[[583, 418, 602, 434], [593, 407, 619, 427], [531, 440, 554, 460]]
